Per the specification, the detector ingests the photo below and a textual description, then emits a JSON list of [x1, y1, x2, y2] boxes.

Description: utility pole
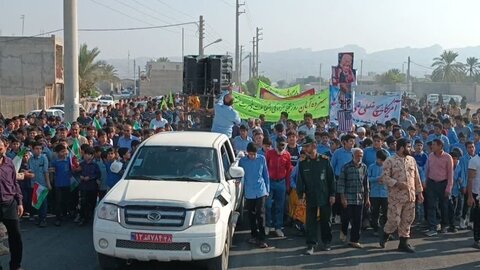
[[20, 15, 25, 36], [255, 27, 263, 77], [252, 37, 256, 78], [127, 51, 130, 78], [199, 15, 205, 57], [133, 58, 136, 96], [137, 65, 141, 96], [407, 56, 411, 92], [360, 59, 363, 83], [235, 0, 245, 84], [63, 0, 80, 122], [181, 27, 185, 60], [319, 63, 322, 88], [248, 53, 252, 80], [239, 45, 244, 83]]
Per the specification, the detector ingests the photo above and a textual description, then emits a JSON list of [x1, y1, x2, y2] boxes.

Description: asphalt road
[[1, 217, 479, 270]]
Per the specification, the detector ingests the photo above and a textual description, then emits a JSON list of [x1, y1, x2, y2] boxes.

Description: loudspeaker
[[183, 56, 198, 95], [183, 55, 232, 96]]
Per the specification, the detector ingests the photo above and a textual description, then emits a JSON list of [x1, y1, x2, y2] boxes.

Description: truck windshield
[[125, 146, 219, 183]]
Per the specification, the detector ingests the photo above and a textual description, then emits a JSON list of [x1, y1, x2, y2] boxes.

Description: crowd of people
[[215, 89, 480, 256], [0, 89, 477, 269]]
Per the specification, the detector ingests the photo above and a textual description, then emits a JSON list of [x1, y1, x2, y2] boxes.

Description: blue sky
[[1, 0, 479, 59]]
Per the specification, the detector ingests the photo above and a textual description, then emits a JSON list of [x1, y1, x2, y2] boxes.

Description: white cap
[[357, 127, 366, 133], [110, 160, 123, 174]]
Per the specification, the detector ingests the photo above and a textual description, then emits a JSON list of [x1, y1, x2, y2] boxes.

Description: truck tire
[[206, 225, 231, 270], [97, 253, 124, 270]]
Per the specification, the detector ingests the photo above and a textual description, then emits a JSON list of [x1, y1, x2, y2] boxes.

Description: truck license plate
[[131, 232, 173, 243]]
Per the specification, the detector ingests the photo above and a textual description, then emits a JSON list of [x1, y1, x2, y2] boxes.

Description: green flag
[[256, 81, 301, 98], [232, 90, 329, 122], [133, 121, 141, 130], [93, 117, 102, 130], [71, 138, 81, 159], [168, 91, 174, 107], [160, 98, 167, 109], [65, 122, 72, 131]]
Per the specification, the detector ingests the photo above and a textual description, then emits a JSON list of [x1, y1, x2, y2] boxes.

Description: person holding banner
[[0, 138, 24, 270], [211, 89, 241, 138]]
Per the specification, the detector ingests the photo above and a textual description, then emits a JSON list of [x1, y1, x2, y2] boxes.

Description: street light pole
[[235, 0, 245, 84], [199, 15, 205, 57], [63, 0, 80, 122]]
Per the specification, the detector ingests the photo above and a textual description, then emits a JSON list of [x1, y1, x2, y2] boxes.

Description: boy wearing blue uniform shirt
[[368, 149, 389, 235], [459, 141, 476, 229], [448, 149, 464, 232], [29, 142, 51, 227], [413, 139, 428, 223], [451, 133, 467, 154], [49, 144, 73, 226], [78, 146, 100, 226], [239, 143, 270, 248]]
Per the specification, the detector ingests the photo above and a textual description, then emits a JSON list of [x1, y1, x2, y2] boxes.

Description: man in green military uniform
[[297, 137, 336, 254]]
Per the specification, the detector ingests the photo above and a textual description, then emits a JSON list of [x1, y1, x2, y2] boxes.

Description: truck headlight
[[193, 207, 220, 225], [97, 203, 119, 222]]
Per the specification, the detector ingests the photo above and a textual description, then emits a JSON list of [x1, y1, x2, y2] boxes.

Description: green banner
[[233, 90, 329, 121], [256, 81, 301, 98]]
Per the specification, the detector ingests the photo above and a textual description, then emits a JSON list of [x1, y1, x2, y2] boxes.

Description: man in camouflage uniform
[[380, 138, 424, 253]]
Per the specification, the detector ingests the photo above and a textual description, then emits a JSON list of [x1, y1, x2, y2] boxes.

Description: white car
[[28, 109, 64, 120], [93, 132, 244, 270], [49, 104, 85, 112], [98, 95, 115, 107]]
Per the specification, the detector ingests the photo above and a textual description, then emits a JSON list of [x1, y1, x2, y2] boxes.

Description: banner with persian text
[[259, 88, 316, 100], [256, 81, 301, 98], [330, 88, 401, 125], [233, 90, 329, 121]]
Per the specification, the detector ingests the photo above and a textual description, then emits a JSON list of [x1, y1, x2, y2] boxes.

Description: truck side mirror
[[228, 166, 244, 179]]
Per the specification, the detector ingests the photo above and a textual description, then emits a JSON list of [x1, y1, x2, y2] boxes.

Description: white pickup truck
[[93, 132, 244, 270]]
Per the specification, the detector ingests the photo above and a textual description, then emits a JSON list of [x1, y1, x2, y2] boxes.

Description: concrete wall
[[412, 82, 480, 102], [0, 36, 63, 115], [140, 61, 182, 96]]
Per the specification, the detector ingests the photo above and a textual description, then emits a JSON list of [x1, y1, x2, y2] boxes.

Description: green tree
[[78, 44, 118, 97], [375, 69, 406, 84], [156, 57, 170, 62], [245, 76, 271, 96], [431, 50, 465, 82], [466, 57, 480, 78]]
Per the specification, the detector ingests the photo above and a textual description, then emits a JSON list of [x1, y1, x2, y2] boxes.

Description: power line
[[132, 0, 182, 24], [154, 0, 196, 20], [411, 61, 434, 70], [218, 0, 235, 7], [89, 0, 156, 27]]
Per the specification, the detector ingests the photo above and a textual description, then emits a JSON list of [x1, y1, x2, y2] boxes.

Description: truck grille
[[124, 206, 186, 227], [116, 240, 190, 251]]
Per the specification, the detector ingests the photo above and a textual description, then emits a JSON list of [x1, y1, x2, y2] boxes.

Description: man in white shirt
[[149, 111, 168, 130], [298, 113, 317, 139], [467, 153, 480, 249]]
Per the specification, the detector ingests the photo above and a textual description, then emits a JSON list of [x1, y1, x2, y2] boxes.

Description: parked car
[[93, 132, 244, 270], [98, 95, 115, 107], [49, 104, 85, 112], [28, 109, 64, 120]]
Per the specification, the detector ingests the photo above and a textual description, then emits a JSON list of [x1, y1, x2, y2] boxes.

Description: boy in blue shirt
[[412, 139, 428, 224], [49, 144, 73, 226], [78, 146, 100, 226], [239, 142, 270, 248], [368, 149, 389, 235], [448, 149, 464, 232], [29, 142, 51, 228]]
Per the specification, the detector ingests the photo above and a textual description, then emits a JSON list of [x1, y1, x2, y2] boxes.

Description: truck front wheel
[[206, 225, 231, 270], [98, 253, 125, 270]]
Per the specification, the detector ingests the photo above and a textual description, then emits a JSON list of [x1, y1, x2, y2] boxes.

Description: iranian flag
[[12, 147, 28, 173], [70, 176, 79, 192], [32, 182, 49, 210]]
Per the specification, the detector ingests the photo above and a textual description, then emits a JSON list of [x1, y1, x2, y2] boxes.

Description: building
[[139, 61, 182, 96], [0, 35, 64, 117]]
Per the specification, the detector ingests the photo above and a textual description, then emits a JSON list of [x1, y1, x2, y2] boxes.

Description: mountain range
[[104, 44, 480, 83]]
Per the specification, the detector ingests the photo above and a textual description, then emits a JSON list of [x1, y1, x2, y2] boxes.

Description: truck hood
[[104, 180, 220, 209]]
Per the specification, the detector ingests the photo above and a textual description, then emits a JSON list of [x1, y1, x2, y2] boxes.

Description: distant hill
[[104, 44, 480, 82]]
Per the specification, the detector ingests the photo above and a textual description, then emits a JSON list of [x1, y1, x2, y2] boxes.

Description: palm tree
[[431, 50, 465, 82], [466, 57, 480, 78], [157, 57, 170, 62], [78, 44, 118, 97]]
